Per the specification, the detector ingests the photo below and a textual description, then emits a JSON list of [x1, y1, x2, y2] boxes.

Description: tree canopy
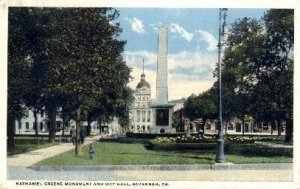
[[8, 8, 134, 151], [184, 9, 293, 141]]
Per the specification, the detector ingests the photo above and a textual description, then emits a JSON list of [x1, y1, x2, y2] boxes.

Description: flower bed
[[226, 136, 255, 144], [153, 135, 215, 144], [151, 143, 216, 151], [153, 135, 264, 144]]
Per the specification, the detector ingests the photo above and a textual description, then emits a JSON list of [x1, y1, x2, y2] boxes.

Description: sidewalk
[[7, 135, 100, 167]]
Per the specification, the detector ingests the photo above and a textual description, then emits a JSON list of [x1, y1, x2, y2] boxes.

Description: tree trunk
[[285, 117, 293, 143], [7, 113, 16, 150], [99, 116, 102, 134], [278, 120, 282, 136], [47, 107, 56, 143], [202, 118, 206, 135], [87, 118, 91, 136], [271, 122, 273, 135], [242, 118, 245, 136], [75, 108, 82, 156], [33, 109, 39, 137]]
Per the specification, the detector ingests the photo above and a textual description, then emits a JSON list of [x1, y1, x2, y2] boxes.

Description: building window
[[142, 110, 146, 122], [26, 122, 29, 130], [40, 122, 43, 130], [56, 121, 61, 129], [137, 110, 140, 122], [142, 126, 145, 131], [18, 121, 22, 130], [147, 111, 151, 122]]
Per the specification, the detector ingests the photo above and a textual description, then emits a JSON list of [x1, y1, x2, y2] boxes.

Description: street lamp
[[215, 8, 228, 163]]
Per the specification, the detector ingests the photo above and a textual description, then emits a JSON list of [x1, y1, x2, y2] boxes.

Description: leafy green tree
[[8, 8, 133, 153], [222, 9, 293, 141], [8, 8, 39, 148], [44, 8, 131, 155], [184, 87, 218, 133]]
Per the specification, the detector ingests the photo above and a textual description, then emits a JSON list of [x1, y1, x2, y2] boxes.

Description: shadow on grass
[[98, 137, 292, 159], [99, 137, 152, 145], [225, 143, 293, 158], [117, 151, 214, 161]]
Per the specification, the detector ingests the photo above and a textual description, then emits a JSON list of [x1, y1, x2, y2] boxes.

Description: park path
[[7, 135, 100, 167]]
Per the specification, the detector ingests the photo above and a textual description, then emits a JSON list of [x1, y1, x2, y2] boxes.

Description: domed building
[[130, 72, 153, 133]]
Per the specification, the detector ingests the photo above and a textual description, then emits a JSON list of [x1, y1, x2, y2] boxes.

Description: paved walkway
[[7, 135, 100, 167], [254, 141, 293, 148]]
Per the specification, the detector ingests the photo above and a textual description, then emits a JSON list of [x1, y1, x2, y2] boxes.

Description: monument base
[[151, 104, 175, 134]]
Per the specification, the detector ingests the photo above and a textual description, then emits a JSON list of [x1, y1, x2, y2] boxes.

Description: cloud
[[125, 17, 146, 34], [168, 51, 216, 80], [128, 68, 214, 101], [196, 30, 218, 51], [169, 23, 193, 42], [125, 50, 216, 100], [124, 50, 157, 70]]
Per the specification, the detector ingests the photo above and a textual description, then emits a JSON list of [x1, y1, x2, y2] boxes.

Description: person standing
[[70, 126, 76, 145], [80, 126, 86, 144]]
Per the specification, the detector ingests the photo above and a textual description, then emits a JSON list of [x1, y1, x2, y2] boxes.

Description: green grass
[[36, 138, 293, 165], [8, 137, 59, 156]]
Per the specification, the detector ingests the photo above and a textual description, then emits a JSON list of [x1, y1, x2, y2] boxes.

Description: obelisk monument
[[156, 26, 168, 104], [151, 26, 175, 134]]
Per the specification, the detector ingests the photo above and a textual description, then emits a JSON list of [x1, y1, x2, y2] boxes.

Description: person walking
[[70, 126, 76, 145], [80, 126, 86, 144]]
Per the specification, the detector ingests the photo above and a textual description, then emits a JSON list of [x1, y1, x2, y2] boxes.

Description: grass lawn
[[8, 137, 59, 156], [36, 138, 292, 165]]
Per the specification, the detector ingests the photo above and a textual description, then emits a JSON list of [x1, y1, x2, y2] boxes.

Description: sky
[[117, 8, 269, 101]]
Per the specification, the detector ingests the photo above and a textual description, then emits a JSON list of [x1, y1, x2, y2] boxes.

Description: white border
[[1, 0, 299, 189]]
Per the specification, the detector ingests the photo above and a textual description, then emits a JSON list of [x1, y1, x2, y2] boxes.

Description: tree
[[184, 87, 218, 133], [44, 8, 131, 155], [8, 8, 133, 153], [222, 9, 293, 141], [8, 8, 39, 148]]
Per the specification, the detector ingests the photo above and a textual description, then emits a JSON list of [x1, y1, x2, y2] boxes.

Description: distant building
[[15, 108, 122, 136], [129, 72, 153, 133], [15, 108, 63, 134]]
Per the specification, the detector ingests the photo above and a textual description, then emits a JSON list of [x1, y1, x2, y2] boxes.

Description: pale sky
[[117, 8, 268, 100]]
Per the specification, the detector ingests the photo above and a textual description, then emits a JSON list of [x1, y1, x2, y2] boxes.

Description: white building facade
[[15, 109, 64, 134], [130, 73, 153, 133]]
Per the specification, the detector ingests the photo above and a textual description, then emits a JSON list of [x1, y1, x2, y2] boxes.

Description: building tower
[[131, 60, 153, 133]]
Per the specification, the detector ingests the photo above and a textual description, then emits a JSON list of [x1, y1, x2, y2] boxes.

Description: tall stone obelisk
[[156, 26, 168, 105], [151, 26, 175, 134]]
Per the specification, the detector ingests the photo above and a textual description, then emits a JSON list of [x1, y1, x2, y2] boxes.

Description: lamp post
[[215, 8, 228, 163]]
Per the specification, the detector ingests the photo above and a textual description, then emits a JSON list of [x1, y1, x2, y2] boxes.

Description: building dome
[[136, 73, 150, 89]]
